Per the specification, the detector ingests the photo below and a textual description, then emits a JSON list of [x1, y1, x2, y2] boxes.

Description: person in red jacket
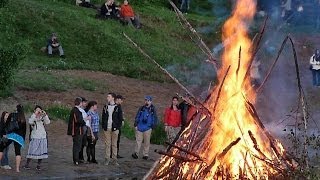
[[164, 96, 181, 143], [120, 0, 141, 28]]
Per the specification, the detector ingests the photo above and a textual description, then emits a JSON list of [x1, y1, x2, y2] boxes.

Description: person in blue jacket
[[132, 96, 158, 160]]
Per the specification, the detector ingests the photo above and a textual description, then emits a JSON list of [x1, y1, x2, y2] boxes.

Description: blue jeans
[[180, 0, 190, 13], [48, 45, 64, 56], [1, 146, 9, 166], [312, 69, 320, 86]]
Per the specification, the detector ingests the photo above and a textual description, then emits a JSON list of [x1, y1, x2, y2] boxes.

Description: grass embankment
[[0, 0, 215, 144], [0, 0, 214, 84]]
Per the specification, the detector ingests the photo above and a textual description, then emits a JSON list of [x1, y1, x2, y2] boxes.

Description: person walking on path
[[132, 96, 158, 160]]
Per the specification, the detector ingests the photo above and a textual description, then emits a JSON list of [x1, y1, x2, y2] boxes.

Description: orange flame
[[150, 0, 288, 179]]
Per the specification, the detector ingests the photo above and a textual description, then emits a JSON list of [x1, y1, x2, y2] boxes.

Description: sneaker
[[117, 155, 124, 159], [36, 166, 41, 171], [104, 159, 110, 166], [74, 161, 79, 166], [113, 160, 120, 166], [131, 153, 138, 159], [142, 156, 149, 160], [2, 165, 12, 170], [23, 165, 30, 170]]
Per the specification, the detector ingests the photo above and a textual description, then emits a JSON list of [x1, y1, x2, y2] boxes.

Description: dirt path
[[0, 70, 182, 179], [0, 120, 164, 179]]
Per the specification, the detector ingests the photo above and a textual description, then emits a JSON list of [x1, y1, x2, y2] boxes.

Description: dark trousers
[[73, 134, 83, 163], [87, 132, 98, 161], [79, 127, 88, 160]]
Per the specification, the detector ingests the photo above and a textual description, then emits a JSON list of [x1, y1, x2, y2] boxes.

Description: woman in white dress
[[24, 105, 50, 170]]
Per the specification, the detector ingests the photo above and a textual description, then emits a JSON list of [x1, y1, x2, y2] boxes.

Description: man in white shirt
[[78, 97, 91, 162]]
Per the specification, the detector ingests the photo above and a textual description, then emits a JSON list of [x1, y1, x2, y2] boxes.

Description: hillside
[[0, 0, 216, 82]]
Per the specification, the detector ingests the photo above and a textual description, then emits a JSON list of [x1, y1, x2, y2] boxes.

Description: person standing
[[24, 105, 50, 171], [78, 97, 91, 163], [132, 96, 158, 160], [310, 49, 320, 87], [164, 96, 181, 143], [180, 0, 191, 13], [115, 95, 125, 158], [0, 111, 11, 170], [0, 104, 27, 172], [67, 97, 86, 165], [85, 101, 99, 164], [102, 93, 123, 166]]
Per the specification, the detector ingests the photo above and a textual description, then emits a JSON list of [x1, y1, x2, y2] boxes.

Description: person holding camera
[[24, 105, 50, 171], [132, 96, 158, 160], [47, 33, 65, 58]]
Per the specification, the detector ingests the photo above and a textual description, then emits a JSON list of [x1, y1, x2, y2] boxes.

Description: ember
[[145, 0, 297, 179]]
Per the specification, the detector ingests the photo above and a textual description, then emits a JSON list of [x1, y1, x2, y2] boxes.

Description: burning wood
[[143, 0, 298, 179]]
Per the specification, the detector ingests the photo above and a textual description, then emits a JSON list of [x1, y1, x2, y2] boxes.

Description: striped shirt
[[87, 110, 100, 133]]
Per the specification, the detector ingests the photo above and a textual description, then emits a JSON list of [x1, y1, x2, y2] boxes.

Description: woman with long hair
[[85, 101, 99, 163], [0, 104, 26, 172], [164, 96, 182, 143], [24, 105, 50, 171], [0, 111, 11, 170]]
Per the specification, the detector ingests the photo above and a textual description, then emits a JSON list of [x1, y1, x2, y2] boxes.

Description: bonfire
[[141, 0, 299, 179]]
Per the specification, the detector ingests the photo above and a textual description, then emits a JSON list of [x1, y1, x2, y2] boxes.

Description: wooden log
[[165, 141, 204, 161], [155, 149, 202, 162]]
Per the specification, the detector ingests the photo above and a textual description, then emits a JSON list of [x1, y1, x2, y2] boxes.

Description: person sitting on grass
[[100, 0, 120, 19], [120, 0, 141, 29], [47, 33, 65, 58], [76, 0, 96, 9]]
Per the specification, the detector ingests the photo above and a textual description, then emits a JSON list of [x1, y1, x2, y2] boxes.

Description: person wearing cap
[[47, 33, 65, 58], [132, 96, 158, 160], [67, 97, 86, 165], [115, 95, 125, 158], [102, 93, 123, 166], [78, 97, 91, 162]]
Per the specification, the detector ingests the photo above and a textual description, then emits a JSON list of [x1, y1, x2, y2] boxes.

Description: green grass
[[45, 104, 71, 121], [122, 120, 135, 140], [122, 120, 167, 145], [0, 0, 215, 82], [14, 70, 101, 92]]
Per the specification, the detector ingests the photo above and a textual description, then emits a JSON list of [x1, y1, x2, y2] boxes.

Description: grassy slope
[[0, 0, 214, 82]]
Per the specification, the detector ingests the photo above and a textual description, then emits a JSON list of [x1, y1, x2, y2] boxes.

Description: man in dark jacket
[[67, 97, 86, 165], [102, 93, 123, 166], [132, 96, 158, 160], [115, 94, 125, 158]]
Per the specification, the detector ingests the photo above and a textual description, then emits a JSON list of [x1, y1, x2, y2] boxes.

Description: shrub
[[0, 0, 9, 8], [122, 120, 135, 140], [151, 121, 167, 145], [45, 105, 70, 121], [0, 46, 23, 97]]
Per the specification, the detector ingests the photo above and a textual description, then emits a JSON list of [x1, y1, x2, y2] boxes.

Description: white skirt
[[26, 138, 48, 159]]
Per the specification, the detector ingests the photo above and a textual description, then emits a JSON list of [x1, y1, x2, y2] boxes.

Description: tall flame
[[147, 0, 289, 179]]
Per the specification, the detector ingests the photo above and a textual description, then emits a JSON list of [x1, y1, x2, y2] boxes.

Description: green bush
[[122, 120, 135, 140], [0, 46, 24, 97], [0, 0, 9, 8], [151, 121, 167, 145], [46, 105, 71, 121]]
